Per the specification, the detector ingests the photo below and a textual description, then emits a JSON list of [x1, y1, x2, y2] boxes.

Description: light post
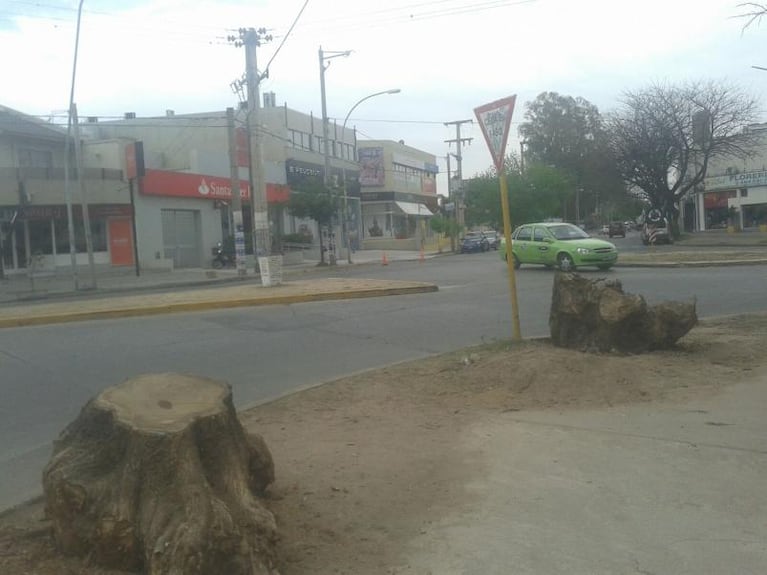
[[63, 0, 85, 289], [319, 46, 351, 265], [340, 88, 401, 263]]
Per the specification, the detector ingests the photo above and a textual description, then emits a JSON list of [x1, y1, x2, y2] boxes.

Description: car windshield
[[549, 224, 590, 240], [464, 232, 484, 239]]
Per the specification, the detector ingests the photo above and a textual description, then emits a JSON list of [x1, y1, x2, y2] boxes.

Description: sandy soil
[[2, 313, 766, 575]]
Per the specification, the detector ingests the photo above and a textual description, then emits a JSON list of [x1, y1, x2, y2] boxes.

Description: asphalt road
[[1, 256, 766, 510]]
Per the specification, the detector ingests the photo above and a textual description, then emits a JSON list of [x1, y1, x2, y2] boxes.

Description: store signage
[[142, 169, 252, 200], [703, 191, 735, 209], [141, 169, 292, 203], [125, 141, 145, 180], [705, 170, 767, 191], [236, 127, 250, 168], [361, 191, 437, 209], [358, 147, 385, 186]]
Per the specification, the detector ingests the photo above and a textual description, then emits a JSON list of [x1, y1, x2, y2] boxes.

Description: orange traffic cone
[[382, 252, 389, 266]]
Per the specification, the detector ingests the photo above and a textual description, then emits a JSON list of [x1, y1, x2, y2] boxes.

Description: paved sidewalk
[[0, 248, 436, 305], [0, 249, 440, 328]]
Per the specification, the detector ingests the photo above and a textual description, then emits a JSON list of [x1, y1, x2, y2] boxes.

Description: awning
[[394, 201, 434, 216]]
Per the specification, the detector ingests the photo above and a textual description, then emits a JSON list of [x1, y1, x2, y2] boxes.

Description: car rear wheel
[[557, 252, 575, 272], [513, 254, 521, 269]]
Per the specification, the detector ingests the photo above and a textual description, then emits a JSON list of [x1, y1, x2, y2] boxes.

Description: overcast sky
[[2, 0, 765, 189]]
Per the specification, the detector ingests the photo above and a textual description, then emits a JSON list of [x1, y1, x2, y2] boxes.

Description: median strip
[[0, 279, 439, 328]]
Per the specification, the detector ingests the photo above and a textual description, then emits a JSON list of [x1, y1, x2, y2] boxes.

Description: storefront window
[[28, 220, 53, 255], [54, 217, 107, 253], [55, 219, 71, 254], [88, 219, 107, 251]]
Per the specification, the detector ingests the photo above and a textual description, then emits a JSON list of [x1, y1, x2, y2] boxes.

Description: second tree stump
[[43, 373, 278, 575]]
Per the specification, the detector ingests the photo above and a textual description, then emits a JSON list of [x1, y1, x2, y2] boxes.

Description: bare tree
[[607, 81, 761, 234], [736, 2, 767, 31]]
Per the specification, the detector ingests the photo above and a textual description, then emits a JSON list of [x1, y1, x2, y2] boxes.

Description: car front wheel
[[557, 252, 575, 272]]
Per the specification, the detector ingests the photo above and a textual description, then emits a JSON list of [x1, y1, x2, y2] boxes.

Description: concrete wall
[[0, 134, 70, 205], [133, 195, 222, 270], [82, 115, 231, 176]]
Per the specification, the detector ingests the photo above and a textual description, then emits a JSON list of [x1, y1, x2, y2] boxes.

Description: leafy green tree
[[430, 215, 461, 251], [464, 161, 571, 229], [286, 177, 338, 265], [518, 92, 625, 221], [608, 80, 761, 236], [519, 92, 603, 173]]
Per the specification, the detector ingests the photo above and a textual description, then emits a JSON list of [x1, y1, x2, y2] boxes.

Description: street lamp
[[319, 47, 351, 265], [340, 89, 401, 263], [63, 0, 85, 289]]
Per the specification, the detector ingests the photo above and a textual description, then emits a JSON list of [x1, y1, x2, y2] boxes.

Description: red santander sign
[[141, 169, 251, 201]]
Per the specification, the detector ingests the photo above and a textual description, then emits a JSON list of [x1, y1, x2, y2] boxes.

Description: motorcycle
[[211, 242, 235, 269]]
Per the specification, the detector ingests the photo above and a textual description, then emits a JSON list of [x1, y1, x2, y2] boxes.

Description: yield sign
[[474, 95, 517, 170]]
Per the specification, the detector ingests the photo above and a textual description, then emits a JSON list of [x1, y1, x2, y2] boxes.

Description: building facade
[[357, 140, 439, 249], [0, 105, 127, 276], [696, 124, 767, 231], [1, 96, 440, 275]]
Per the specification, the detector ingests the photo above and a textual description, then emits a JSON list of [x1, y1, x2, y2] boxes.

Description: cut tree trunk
[[43, 373, 278, 575], [549, 273, 697, 353]]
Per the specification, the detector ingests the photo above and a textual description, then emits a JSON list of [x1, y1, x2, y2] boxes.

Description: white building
[[1, 97, 442, 275], [697, 123, 767, 231]]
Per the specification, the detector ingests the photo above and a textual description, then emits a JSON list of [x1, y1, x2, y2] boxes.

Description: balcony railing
[[0, 166, 124, 181]]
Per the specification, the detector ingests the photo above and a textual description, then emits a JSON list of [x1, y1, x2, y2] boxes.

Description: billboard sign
[[358, 147, 385, 186]]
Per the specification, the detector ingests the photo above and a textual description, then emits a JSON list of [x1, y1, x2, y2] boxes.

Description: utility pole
[[71, 103, 97, 289], [230, 27, 276, 283], [226, 107, 247, 276], [444, 119, 473, 232], [446, 153, 455, 253]]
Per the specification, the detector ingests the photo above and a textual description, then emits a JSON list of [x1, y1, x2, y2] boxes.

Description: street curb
[[0, 284, 439, 329], [616, 259, 767, 268]]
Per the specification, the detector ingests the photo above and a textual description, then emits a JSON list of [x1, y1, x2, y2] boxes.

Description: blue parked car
[[460, 231, 490, 253]]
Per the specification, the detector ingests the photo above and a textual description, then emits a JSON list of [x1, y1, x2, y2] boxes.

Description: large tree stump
[[549, 273, 697, 353], [42, 373, 278, 575]]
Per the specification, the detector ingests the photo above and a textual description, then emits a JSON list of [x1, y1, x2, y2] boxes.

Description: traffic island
[[0, 278, 439, 328]]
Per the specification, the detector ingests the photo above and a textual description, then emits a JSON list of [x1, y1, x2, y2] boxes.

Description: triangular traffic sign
[[474, 95, 517, 170]]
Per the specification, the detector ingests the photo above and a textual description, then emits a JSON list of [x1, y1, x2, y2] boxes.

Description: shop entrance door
[[108, 218, 134, 266], [161, 209, 201, 268]]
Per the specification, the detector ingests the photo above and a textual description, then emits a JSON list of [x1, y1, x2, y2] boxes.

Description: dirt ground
[[2, 312, 766, 575]]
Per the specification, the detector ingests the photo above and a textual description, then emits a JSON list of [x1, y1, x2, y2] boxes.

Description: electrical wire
[[263, 0, 310, 78], [273, 0, 537, 37], [3, 0, 538, 48]]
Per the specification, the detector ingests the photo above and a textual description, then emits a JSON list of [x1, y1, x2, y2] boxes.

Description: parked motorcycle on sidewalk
[[211, 242, 235, 269]]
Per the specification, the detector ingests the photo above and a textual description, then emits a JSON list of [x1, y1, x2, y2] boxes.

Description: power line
[[3, 0, 539, 49], [263, 0, 310, 78], [276, 0, 537, 36]]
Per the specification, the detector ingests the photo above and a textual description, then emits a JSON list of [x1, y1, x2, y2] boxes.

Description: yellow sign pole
[[499, 173, 522, 341], [474, 94, 521, 341]]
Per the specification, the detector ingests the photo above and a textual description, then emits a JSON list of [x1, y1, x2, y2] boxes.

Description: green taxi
[[499, 222, 618, 271]]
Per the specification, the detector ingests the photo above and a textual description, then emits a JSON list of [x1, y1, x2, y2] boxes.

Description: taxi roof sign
[[474, 95, 517, 170]]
